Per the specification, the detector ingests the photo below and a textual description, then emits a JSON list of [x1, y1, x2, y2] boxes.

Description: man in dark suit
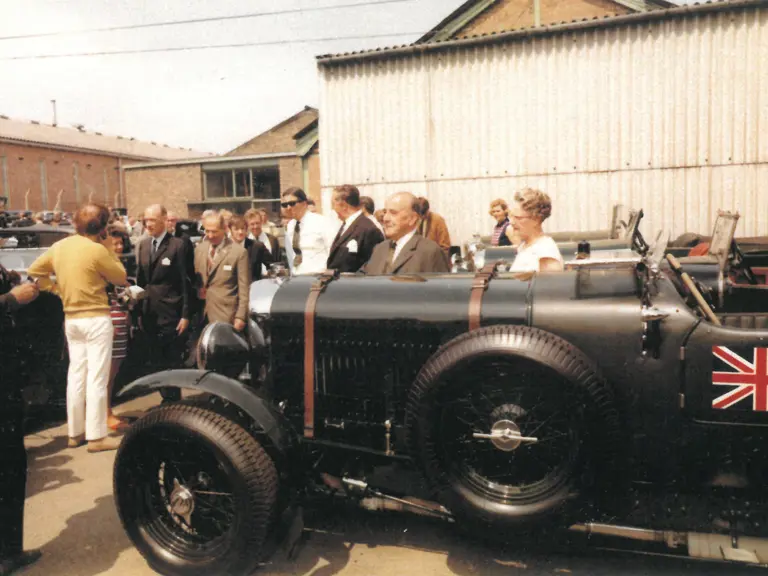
[[137, 204, 191, 401], [246, 209, 280, 275], [327, 185, 384, 273], [364, 192, 450, 275], [230, 214, 270, 282]]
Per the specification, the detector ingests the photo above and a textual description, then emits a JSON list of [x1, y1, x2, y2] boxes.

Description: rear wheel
[[407, 326, 620, 529], [114, 404, 278, 576]]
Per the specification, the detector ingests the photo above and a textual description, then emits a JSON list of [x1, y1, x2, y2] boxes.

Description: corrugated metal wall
[[319, 4, 768, 243]]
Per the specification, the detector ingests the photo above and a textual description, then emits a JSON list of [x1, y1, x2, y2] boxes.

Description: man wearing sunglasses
[[282, 187, 335, 275]]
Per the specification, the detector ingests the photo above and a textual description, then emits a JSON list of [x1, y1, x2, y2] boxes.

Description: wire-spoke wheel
[[407, 326, 619, 530], [114, 404, 278, 576]]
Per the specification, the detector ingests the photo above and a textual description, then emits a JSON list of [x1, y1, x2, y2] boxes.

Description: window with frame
[[204, 166, 280, 203]]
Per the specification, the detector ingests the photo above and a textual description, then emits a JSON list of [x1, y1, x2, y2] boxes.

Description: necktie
[[207, 245, 216, 273], [152, 238, 158, 256], [292, 221, 303, 268], [333, 221, 346, 245], [383, 240, 397, 274]]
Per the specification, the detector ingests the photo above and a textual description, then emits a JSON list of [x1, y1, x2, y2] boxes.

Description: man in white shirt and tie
[[282, 187, 335, 275]]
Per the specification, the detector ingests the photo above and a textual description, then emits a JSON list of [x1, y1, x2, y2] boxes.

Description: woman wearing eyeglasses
[[508, 188, 563, 273]]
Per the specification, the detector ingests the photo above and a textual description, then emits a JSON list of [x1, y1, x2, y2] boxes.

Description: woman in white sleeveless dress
[[508, 188, 564, 273]]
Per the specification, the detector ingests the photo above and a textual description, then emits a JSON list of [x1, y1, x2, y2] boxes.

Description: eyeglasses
[[281, 200, 303, 208], [510, 214, 532, 222]]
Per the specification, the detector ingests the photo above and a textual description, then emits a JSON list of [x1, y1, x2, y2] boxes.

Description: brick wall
[[278, 156, 304, 195], [226, 108, 319, 156], [0, 141, 123, 212], [125, 164, 203, 219], [456, 0, 629, 36]]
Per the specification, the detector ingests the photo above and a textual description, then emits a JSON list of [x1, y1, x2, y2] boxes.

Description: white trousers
[[64, 315, 113, 441]]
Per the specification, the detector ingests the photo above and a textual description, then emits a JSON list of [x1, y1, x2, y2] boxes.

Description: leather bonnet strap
[[303, 269, 339, 439], [468, 261, 500, 332]]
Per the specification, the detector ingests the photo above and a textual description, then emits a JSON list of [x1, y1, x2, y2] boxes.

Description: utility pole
[[51, 99, 57, 126]]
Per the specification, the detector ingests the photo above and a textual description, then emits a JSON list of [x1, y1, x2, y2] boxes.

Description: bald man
[[137, 204, 191, 402], [363, 192, 450, 275]]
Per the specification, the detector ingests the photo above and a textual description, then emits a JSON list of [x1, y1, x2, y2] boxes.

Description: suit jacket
[[419, 212, 452, 252], [243, 238, 271, 281], [364, 234, 450, 276], [137, 234, 190, 328], [194, 238, 250, 324], [327, 213, 385, 273], [263, 233, 280, 261]]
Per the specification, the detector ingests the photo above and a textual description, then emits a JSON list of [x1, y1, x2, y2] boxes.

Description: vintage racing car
[[113, 210, 768, 575]]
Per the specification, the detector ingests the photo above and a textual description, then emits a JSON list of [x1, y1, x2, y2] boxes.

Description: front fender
[[120, 369, 296, 456]]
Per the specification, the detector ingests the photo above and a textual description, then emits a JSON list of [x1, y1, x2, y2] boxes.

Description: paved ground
[[20, 394, 766, 576]]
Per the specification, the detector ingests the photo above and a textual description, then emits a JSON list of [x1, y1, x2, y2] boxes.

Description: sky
[[0, 0, 689, 154]]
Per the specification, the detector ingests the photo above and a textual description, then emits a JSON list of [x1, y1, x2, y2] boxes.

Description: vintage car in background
[[113, 210, 768, 576], [459, 204, 643, 271]]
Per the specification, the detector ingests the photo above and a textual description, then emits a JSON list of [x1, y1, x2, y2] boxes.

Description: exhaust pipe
[[571, 523, 768, 564]]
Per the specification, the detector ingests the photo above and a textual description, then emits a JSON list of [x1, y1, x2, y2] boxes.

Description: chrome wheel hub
[[473, 419, 538, 452]]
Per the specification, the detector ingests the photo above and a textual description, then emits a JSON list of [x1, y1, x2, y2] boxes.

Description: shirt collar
[[152, 230, 167, 245], [395, 228, 417, 250], [344, 210, 363, 228], [298, 210, 312, 225]]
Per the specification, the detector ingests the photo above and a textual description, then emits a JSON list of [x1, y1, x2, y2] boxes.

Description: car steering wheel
[[731, 240, 759, 285]]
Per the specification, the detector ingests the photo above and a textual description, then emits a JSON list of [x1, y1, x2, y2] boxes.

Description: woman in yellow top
[[28, 204, 128, 453]]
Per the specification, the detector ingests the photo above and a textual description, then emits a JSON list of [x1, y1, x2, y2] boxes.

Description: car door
[[683, 315, 768, 426]]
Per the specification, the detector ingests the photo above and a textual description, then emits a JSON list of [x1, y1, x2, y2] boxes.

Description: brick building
[[124, 107, 319, 221], [0, 115, 208, 213], [417, 0, 676, 42]]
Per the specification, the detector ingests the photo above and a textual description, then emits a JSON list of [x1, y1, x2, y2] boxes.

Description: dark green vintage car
[[113, 211, 768, 576]]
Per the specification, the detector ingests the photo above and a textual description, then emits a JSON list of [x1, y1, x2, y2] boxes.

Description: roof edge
[[317, 0, 764, 66], [416, 0, 499, 44], [224, 106, 319, 156], [123, 151, 297, 171], [0, 136, 168, 162]]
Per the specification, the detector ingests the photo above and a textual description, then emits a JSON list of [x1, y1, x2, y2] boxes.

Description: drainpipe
[[533, 0, 541, 26], [118, 157, 124, 208]]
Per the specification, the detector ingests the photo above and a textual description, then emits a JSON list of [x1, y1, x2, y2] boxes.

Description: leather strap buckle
[[468, 261, 501, 332]]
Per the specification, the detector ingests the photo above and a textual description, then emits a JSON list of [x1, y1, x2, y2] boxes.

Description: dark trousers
[[0, 398, 27, 559], [144, 321, 187, 402]]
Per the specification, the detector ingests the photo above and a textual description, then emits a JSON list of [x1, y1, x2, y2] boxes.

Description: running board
[[570, 523, 767, 564]]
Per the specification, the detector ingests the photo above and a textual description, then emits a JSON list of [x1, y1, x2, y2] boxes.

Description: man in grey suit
[[364, 192, 450, 275], [194, 211, 250, 332]]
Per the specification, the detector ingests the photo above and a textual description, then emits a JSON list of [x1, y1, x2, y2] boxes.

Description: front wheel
[[407, 326, 620, 529], [114, 404, 278, 576]]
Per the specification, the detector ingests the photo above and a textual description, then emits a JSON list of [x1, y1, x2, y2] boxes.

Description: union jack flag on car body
[[712, 346, 768, 411]]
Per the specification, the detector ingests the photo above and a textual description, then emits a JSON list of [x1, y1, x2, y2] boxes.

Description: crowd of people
[[0, 183, 564, 574]]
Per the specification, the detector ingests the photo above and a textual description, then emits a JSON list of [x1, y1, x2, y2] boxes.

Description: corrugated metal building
[[317, 0, 768, 243]]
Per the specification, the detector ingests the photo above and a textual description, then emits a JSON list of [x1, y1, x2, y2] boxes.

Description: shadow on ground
[[25, 434, 83, 498], [265, 503, 764, 576], [27, 494, 130, 576]]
